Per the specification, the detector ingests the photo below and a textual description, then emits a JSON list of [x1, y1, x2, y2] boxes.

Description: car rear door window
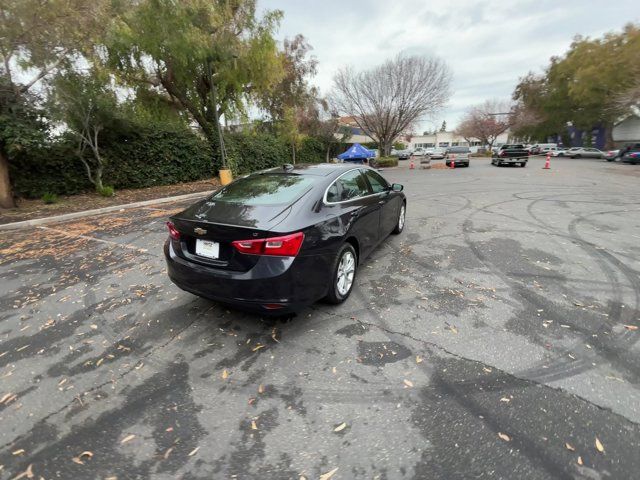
[[364, 169, 389, 194], [212, 174, 315, 205], [326, 170, 370, 203]]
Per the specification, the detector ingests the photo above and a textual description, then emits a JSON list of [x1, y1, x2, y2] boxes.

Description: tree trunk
[[292, 142, 296, 164], [0, 148, 15, 209], [605, 123, 615, 149]]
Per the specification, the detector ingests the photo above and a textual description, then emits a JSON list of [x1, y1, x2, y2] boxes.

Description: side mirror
[[391, 183, 403, 192]]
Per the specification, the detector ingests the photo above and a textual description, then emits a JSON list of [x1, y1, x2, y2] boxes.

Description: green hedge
[[9, 128, 329, 199], [372, 156, 398, 168]]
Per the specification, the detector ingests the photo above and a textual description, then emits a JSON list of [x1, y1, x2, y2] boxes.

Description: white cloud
[[260, 0, 639, 130]]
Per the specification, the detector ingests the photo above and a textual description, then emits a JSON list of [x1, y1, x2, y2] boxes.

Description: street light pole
[[206, 60, 232, 184]]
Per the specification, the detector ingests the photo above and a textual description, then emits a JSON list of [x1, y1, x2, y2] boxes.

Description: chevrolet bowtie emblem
[[194, 227, 207, 235]]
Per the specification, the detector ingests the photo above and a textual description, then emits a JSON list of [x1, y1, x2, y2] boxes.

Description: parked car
[[491, 144, 529, 167], [165, 163, 406, 314], [530, 143, 558, 155], [550, 148, 570, 157], [444, 146, 470, 167], [623, 151, 640, 164], [397, 149, 411, 160], [429, 147, 446, 159], [410, 148, 427, 158], [604, 149, 620, 161], [619, 143, 640, 162], [564, 147, 604, 158]]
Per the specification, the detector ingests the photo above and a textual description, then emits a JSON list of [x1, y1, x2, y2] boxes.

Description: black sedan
[[164, 164, 406, 314]]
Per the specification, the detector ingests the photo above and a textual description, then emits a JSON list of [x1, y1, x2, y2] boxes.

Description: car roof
[[261, 163, 372, 177]]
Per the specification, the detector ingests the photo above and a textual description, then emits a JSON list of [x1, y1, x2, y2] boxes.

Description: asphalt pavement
[[1, 156, 640, 479]]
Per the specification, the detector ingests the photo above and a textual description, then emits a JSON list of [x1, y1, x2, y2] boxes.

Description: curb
[[0, 190, 213, 231]]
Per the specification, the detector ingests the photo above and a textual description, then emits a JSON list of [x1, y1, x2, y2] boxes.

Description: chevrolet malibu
[[164, 164, 406, 314]]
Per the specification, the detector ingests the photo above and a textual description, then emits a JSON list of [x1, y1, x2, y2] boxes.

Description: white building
[[409, 130, 511, 151], [613, 113, 640, 145]]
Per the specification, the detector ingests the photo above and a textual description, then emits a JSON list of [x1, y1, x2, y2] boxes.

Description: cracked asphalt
[[1, 156, 640, 479]]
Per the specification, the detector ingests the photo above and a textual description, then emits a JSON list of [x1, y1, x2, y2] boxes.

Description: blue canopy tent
[[337, 143, 375, 164]]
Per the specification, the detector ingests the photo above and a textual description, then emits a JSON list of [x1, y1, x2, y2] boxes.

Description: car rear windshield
[[211, 174, 316, 205], [448, 147, 470, 153], [502, 145, 524, 149]]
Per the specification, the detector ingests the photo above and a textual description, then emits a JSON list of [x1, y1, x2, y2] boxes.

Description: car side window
[[326, 170, 370, 202], [364, 169, 389, 194]]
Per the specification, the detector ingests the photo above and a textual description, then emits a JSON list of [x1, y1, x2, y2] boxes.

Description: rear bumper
[[164, 240, 333, 314], [494, 157, 527, 163]]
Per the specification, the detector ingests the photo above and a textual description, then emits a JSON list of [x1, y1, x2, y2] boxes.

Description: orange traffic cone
[[410, 159, 415, 170], [450, 154, 456, 169], [543, 154, 551, 170]]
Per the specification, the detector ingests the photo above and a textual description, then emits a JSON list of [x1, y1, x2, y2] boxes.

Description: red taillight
[[232, 232, 305, 257], [166, 221, 180, 240]]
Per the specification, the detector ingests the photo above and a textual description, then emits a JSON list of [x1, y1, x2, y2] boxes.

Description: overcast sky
[[259, 0, 639, 133]]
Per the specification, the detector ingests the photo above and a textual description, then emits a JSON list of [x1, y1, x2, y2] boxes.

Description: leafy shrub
[[41, 192, 58, 204], [98, 185, 114, 197], [297, 136, 326, 164], [372, 156, 398, 168]]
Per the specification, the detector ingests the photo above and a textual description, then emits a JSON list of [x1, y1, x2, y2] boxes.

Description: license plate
[[195, 239, 220, 259]]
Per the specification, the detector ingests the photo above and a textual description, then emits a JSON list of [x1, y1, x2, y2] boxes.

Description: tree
[[456, 99, 511, 150], [48, 71, 124, 192], [512, 24, 640, 147], [0, 0, 112, 207], [297, 98, 351, 161], [440, 120, 447, 132], [108, 0, 284, 169], [331, 54, 452, 156]]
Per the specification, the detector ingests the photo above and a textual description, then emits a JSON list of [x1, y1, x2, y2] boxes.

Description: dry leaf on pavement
[[565, 443, 575, 451], [577, 456, 583, 465], [403, 379, 414, 387], [498, 432, 511, 442], [624, 325, 638, 331], [251, 420, 258, 430], [188, 447, 200, 457], [222, 369, 229, 380], [595, 437, 604, 453], [334, 422, 347, 432], [416, 356, 423, 363], [319, 467, 339, 480], [258, 384, 265, 394], [120, 434, 136, 444], [12, 463, 34, 480]]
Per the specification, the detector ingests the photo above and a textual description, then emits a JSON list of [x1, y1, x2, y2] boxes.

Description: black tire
[[574, 154, 581, 158], [325, 243, 357, 304], [464, 163, 470, 167], [521, 162, 527, 167], [392, 202, 406, 234]]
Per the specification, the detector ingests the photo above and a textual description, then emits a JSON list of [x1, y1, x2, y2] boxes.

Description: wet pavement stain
[[357, 341, 412, 366]]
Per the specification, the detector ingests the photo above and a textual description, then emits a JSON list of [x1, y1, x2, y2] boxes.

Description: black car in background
[[165, 164, 406, 314]]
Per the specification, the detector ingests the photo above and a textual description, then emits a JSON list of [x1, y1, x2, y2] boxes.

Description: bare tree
[[456, 99, 512, 150], [331, 54, 452, 156]]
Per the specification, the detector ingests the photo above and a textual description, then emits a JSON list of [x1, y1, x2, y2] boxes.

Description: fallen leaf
[[163, 447, 173, 460], [332, 366, 337, 374], [595, 437, 604, 453], [416, 355, 423, 364], [12, 464, 34, 480], [319, 467, 339, 480], [565, 443, 575, 451], [251, 420, 258, 430], [188, 447, 200, 456], [271, 328, 279, 342], [483, 367, 493, 373], [624, 325, 638, 331], [120, 434, 136, 444], [252, 344, 265, 352], [403, 379, 414, 387], [12, 449, 25, 455], [577, 456, 583, 465], [334, 422, 347, 432], [222, 369, 229, 380], [498, 432, 511, 442], [499, 397, 510, 403], [258, 384, 265, 394]]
